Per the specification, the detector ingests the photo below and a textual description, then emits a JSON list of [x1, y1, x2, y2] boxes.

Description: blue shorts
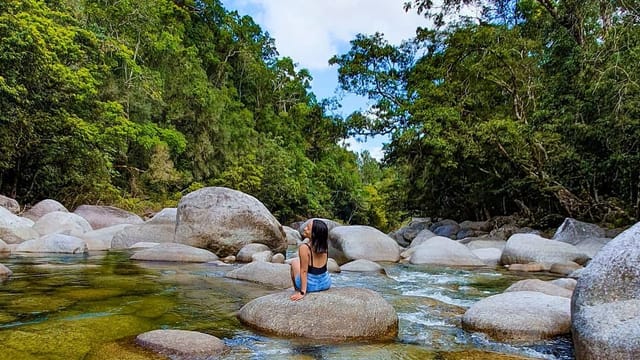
[[295, 272, 331, 293]]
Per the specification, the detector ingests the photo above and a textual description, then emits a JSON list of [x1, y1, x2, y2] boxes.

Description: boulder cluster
[[1, 190, 638, 358]]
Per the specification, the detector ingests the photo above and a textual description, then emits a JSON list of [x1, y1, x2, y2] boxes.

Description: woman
[[290, 219, 331, 301]]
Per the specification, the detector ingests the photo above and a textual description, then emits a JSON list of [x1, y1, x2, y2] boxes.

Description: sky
[[222, 0, 429, 160]]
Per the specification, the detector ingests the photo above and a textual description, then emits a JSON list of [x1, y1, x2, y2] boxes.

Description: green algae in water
[[0, 313, 17, 324], [58, 287, 125, 301], [0, 314, 156, 360], [5, 294, 75, 314]]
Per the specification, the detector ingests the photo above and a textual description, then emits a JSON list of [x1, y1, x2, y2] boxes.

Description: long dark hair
[[310, 219, 328, 253]]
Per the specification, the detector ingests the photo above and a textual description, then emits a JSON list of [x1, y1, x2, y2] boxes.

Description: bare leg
[[290, 258, 300, 290]]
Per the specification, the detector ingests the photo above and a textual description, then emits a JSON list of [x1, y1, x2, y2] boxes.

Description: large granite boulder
[[73, 205, 144, 230], [33, 211, 93, 237], [130, 243, 218, 262], [0, 195, 20, 214], [22, 199, 68, 221], [111, 222, 175, 249], [500, 233, 590, 266], [572, 222, 640, 360], [136, 329, 227, 358], [408, 236, 485, 267], [552, 218, 610, 257], [238, 287, 398, 341], [462, 291, 571, 342], [328, 225, 400, 265], [79, 224, 131, 251], [175, 187, 286, 257], [225, 261, 292, 289], [15, 234, 88, 254], [0, 207, 38, 244]]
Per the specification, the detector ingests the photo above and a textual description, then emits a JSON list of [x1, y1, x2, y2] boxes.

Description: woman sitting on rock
[[290, 219, 331, 301]]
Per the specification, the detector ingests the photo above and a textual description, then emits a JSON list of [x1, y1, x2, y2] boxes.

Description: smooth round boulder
[[504, 279, 573, 298], [22, 199, 68, 221], [552, 217, 605, 244], [500, 233, 590, 266], [328, 225, 400, 265], [236, 243, 271, 263], [111, 222, 175, 249], [33, 211, 93, 237], [283, 225, 302, 245], [462, 291, 571, 342], [340, 259, 384, 273], [238, 287, 398, 341], [175, 187, 286, 257], [136, 329, 227, 358], [0, 195, 19, 214], [79, 224, 131, 251], [130, 243, 218, 263], [225, 261, 292, 289], [408, 236, 485, 267], [572, 222, 640, 360], [0, 207, 38, 244], [15, 234, 88, 254], [73, 205, 144, 230], [472, 248, 502, 266]]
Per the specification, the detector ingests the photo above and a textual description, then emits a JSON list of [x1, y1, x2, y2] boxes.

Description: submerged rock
[[136, 329, 227, 359], [238, 287, 398, 341]]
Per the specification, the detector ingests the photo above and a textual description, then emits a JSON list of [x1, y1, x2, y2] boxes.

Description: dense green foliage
[[333, 0, 639, 226], [0, 0, 395, 229]]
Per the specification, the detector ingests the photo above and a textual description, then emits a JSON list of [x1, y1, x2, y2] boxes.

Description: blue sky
[[221, 0, 429, 160]]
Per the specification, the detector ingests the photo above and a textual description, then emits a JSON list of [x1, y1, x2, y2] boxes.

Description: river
[[0, 248, 574, 359]]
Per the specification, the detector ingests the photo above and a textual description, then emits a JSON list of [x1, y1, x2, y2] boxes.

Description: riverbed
[[0, 249, 574, 359]]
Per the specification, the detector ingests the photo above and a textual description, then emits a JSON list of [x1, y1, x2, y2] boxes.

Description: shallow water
[[0, 249, 574, 360]]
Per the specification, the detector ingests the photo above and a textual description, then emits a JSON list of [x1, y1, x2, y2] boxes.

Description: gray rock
[[0, 207, 38, 244], [0, 239, 8, 253], [225, 261, 292, 289], [33, 211, 93, 237], [283, 225, 302, 245], [549, 261, 582, 276], [552, 218, 606, 244], [430, 219, 460, 239], [15, 234, 88, 254], [328, 225, 400, 265], [175, 187, 286, 257], [79, 224, 132, 251], [73, 205, 143, 230], [238, 287, 398, 341], [22, 199, 68, 221], [462, 291, 571, 342], [0, 195, 20, 214], [408, 229, 437, 248], [408, 236, 485, 267], [504, 279, 573, 298], [461, 237, 506, 251], [236, 243, 271, 263], [145, 208, 177, 225], [136, 329, 227, 358], [500, 233, 590, 266], [0, 264, 12, 279], [471, 248, 502, 266], [340, 259, 384, 273], [251, 250, 273, 263], [550, 278, 577, 291], [130, 243, 218, 263], [327, 258, 341, 273], [459, 220, 492, 232], [111, 222, 175, 249], [572, 222, 640, 359], [271, 253, 285, 264]]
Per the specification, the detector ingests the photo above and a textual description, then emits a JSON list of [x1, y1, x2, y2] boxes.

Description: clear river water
[[0, 248, 574, 360]]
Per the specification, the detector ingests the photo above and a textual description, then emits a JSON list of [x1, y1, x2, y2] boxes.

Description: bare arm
[[291, 245, 310, 301]]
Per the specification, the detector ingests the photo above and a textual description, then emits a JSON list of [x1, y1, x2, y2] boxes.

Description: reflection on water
[[0, 249, 574, 359]]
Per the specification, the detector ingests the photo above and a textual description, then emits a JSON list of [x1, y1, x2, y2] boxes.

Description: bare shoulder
[[298, 243, 310, 255]]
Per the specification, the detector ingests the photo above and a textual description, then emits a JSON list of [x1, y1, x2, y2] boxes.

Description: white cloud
[[227, 0, 428, 70]]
